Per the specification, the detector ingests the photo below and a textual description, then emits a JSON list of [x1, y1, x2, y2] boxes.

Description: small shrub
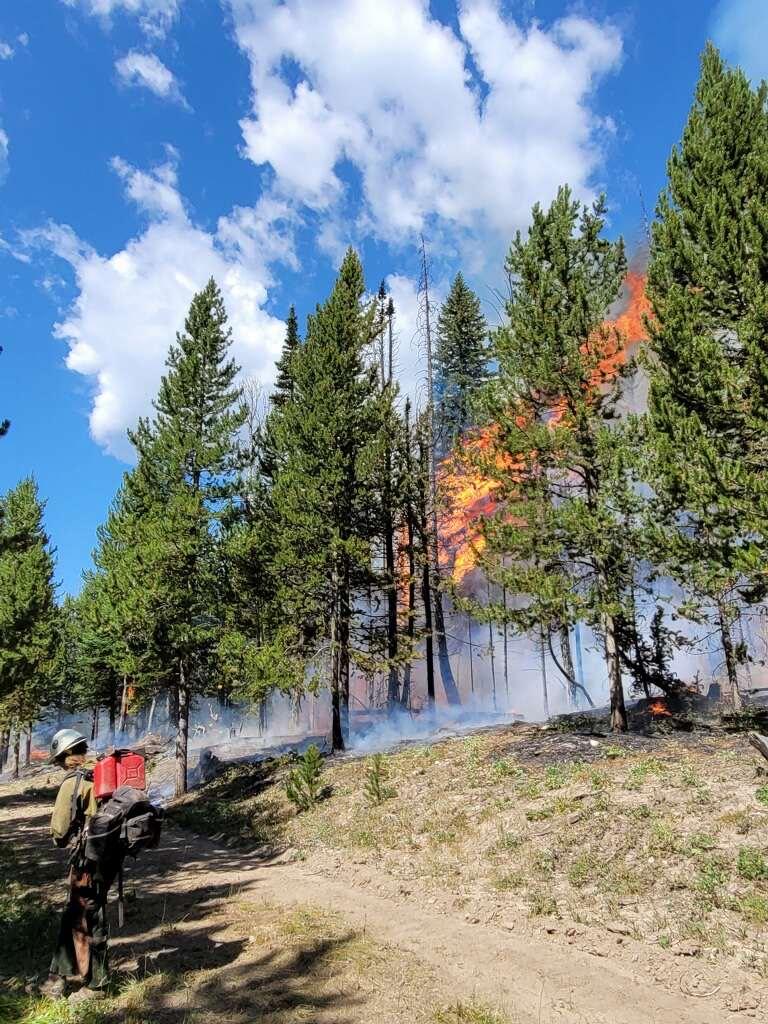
[[568, 852, 600, 888], [285, 745, 324, 812], [629, 803, 652, 821], [688, 833, 716, 854], [755, 786, 768, 807], [679, 761, 702, 788], [658, 934, 671, 949], [624, 757, 665, 791], [737, 846, 768, 881], [738, 893, 768, 924], [491, 758, 524, 782], [364, 754, 396, 806], [527, 888, 558, 917], [603, 745, 624, 759], [433, 1000, 510, 1024], [492, 870, 523, 892], [696, 855, 729, 895], [493, 829, 522, 853], [720, 809, 754, 834], [544, 765, 568, 790], [525, 807, 553, 822], [649, 820, 679, 853]]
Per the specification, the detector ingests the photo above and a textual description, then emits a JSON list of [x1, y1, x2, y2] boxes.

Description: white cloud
[[230, 0, 622, 259], [385, 272, 448, 416], [115, 50, 189, 108], [17, 33, 29, 47], [24, 155, 293, 459], [711, 0, 768, 83], [0, 129, 9, 184], [61, 0, 182, 39], [0, 42, 14, 60]]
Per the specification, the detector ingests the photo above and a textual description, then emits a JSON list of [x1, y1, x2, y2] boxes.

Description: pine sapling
[[285, 744, 324, 812], [364, 753, 396, 806]]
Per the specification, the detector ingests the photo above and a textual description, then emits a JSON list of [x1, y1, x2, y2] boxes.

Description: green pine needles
[[285, 745, 325, 812], [364, 754, 396, 806]]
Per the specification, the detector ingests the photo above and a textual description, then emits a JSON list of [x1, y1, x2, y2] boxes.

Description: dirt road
[[0, 779, 761, 1024]]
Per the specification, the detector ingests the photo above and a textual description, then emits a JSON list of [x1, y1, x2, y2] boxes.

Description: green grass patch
[[738, 893, 768, 925], [624, 758, 666, 791], [737, 847, 768, 881], [687, 832, 717, 854], [568, 852, 601, 888], [695, 855, 730, 896]]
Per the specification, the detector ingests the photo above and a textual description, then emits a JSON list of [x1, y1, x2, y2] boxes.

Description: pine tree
[[435, 274, 488, 452], [0, 479, 58, 774], [643, 44, 768, 710], [272, 305, 300, 408], [0, 345, 9, 438], [269, 249, 381, 749], [469, 187, 636, 731], [127, 278, 246, 794]]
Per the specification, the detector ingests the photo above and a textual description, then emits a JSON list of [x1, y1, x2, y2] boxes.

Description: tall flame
[[439, 272, 651, 583]]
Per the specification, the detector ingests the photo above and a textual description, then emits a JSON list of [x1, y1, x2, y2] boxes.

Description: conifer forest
[[2, 45, 768, 794], [8, 28, 768, 1024]]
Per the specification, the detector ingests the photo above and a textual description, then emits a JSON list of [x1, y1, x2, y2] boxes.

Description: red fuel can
[[93, 751, 146, 800]]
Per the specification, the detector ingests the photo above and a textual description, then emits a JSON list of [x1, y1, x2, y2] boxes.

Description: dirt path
[[1, 780, 761, 1024]]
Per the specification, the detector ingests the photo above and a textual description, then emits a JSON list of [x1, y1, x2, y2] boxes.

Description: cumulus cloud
[[23, 154, 294, 459], [711, 0, 768, 83], [0, 42, 14, 60], [61, 0, 182, 39], [230, 0, 622, 257], [115, 50, 190, 108]]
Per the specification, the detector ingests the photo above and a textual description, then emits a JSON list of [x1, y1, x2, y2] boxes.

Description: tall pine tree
[[644, 43, 768, 709], [470, 187, 636, 731], [128, 278, 246, 794], [0, 479, 57, 775], [272, 305, 300, 408], [434, 273, 488, 452], [269, 249, 381, 749]]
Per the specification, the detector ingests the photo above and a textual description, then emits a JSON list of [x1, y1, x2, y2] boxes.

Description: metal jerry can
[[93, 750, 146, 800]]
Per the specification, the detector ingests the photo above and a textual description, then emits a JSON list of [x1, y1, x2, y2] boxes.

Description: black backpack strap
[[70, 770, 83, 823]]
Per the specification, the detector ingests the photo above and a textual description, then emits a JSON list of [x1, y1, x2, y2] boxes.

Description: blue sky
[[0, 0, 764, 595]]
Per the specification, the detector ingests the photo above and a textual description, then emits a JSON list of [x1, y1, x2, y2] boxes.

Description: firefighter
[[40, 729, 117, 1000]]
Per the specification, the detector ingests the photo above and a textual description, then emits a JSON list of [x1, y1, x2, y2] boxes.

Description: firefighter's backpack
[[85, 784, 163, 862]]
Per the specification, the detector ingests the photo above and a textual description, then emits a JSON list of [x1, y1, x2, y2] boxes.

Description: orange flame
[[648, 699, 672, 718], [439, 273, 651, 583]]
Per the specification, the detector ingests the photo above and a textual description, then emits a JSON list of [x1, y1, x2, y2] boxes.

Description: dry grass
[[270, 729, 768, 979]]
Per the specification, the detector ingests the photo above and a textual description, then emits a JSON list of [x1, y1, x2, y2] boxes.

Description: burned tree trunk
[[604, 612, 628, 732], [12, 731, 20, 780], [401, 495, 417, 710], [175, 664, 190, 798], [417, 429, 436, 706], [419, 234, 460, 707], [432, 559, 461, 705], [24, 726, 32, 768], [384, 493, 399, 707]]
